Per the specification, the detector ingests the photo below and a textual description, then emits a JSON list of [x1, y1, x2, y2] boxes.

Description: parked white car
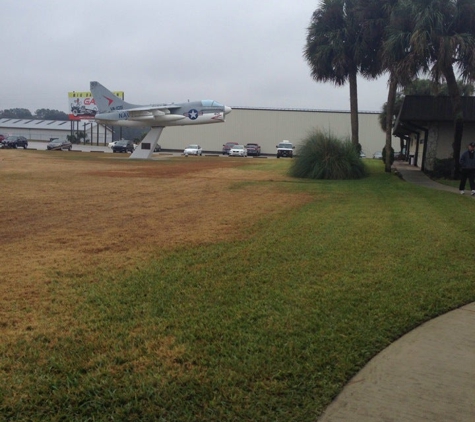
[[229, 144, 247, 157], [183, 144, 203, 156]]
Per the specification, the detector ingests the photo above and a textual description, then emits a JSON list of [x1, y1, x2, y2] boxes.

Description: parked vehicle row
[[222, 142, 262, 156], [0, 137, 299, 158], [0, 134, 407, 160], [187, 141, 293, 158]]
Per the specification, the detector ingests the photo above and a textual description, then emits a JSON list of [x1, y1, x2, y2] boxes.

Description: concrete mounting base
[[129, 127, 164, 159]]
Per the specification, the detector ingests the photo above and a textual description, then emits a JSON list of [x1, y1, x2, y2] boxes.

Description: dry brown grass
[[0, 150, 310, 338]]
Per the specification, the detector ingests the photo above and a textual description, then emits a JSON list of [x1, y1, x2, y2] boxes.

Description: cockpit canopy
[[201, 100, 223, 108]]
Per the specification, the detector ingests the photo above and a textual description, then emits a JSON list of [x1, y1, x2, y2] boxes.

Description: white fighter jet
[[90, 81, 231, 159]]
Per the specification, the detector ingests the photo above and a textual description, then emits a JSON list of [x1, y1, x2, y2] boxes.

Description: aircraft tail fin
[[90, 81, 138, 113]]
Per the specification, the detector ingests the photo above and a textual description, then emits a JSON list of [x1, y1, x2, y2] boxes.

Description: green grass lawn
[[2, 160, 475, 421], [431, 174, 459, 188]]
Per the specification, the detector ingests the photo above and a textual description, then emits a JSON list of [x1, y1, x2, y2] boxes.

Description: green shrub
[[67, 134, 79, 144], [382, 145, 394, 165], [427, 158, 454, 179], [289, 130, 367, 180]]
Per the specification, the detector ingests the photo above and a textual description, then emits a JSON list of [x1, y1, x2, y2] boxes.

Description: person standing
[[459, 142, 475, 195]]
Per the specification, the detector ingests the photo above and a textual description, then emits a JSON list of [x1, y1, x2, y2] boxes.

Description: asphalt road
[[27, 141, 114, 153]]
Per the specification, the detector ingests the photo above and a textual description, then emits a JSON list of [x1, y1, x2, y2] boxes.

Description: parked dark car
[[245, 143, 261, 156], [154, 144, 161, 152], [1, 135, 28, 149], [112, 139, 135, 153], [222, 142, 238, 155], [47, 138, 72, 151]]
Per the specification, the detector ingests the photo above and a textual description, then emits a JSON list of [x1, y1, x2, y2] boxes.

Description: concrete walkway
[[318, 162, 475, 421], [393, 161, 461, 193]]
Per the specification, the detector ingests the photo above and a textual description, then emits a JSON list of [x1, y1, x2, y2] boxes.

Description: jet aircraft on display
[[90, 81, 231, 159]]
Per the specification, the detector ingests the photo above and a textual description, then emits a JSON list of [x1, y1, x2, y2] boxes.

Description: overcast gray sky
[[1, 0, 389, 114]]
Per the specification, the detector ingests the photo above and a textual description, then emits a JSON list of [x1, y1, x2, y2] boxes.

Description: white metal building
[[0, 118, 113, 144], [158, 106, 392, 156]]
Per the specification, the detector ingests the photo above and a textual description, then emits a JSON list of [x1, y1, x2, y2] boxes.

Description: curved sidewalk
[[318, 303, 475, 421], [318, 163, 475, 421]]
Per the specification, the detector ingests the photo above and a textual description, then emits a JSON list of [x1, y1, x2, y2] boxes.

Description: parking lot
[[24, 141, 274, 158]]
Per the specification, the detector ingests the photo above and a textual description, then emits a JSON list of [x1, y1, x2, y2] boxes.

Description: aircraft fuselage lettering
[[111, 106, 124, 111], [119, 111, 129, 119]]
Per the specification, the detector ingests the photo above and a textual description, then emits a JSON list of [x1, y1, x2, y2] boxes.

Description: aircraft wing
[[126, 105, 186, 123]]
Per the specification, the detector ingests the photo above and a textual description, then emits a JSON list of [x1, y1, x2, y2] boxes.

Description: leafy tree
[[0, 108, 33, 119], [433, 81, 474, 97], [403, 79, 437, 96], [35, 109, 69, 120], [74, 131, 89, 144], [378, 92, 404, 133], [403, 79, 474, 96], [67, 134, 79, 144], [408, 0, 475, 176]]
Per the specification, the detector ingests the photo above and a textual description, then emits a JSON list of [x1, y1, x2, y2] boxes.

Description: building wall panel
[[159, 108, 389, 156]]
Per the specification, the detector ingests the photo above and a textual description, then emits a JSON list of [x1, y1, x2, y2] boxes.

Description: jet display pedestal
[[130, 127, 164, 159]]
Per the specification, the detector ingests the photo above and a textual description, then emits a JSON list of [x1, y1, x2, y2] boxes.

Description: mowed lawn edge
[[1, 157, 475, 421]]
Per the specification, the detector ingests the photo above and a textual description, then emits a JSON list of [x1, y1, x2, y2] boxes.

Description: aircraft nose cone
[[224, 106, 232, 115]]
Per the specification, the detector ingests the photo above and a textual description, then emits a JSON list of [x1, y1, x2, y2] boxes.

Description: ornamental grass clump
[[289, 130, 367, 180]]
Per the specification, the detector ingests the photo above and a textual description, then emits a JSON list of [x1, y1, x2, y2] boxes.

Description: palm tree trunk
[[348, 69, 359, 146], [443, 64, 463, 178], [385, 72, 398, 173]]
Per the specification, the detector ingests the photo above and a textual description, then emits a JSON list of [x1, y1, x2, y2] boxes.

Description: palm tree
[[409, 0, 475, 176], [305, 0, 367, 147], [380, 0, 425, 172]]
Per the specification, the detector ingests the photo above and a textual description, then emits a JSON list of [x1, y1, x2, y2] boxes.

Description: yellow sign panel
[[67, 90, 124, 120]]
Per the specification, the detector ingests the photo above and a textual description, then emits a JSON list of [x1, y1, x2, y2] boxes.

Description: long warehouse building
[[158, 106, 391, 156]]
